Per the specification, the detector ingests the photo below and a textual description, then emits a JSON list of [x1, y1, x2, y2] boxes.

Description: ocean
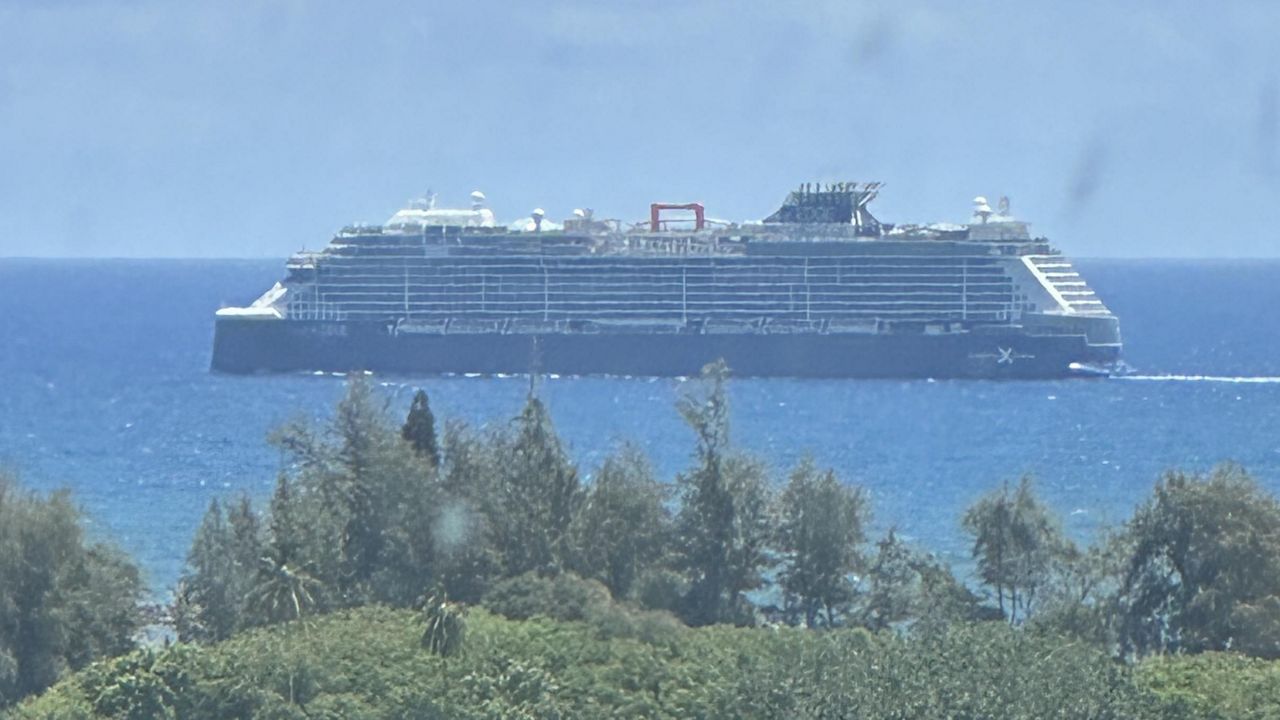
[[2, 258, 1279, 595]]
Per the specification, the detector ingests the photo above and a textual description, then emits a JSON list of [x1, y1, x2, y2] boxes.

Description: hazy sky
[[2, 1, 1277, 258]]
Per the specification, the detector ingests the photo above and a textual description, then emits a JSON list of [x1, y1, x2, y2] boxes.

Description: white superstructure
[[384, 190, 497, 230]]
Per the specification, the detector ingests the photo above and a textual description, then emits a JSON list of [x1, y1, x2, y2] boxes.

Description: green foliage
[[632, 566, 689, 615], [22, 331, 1280, 719], [0, 473, 142, 709], [179, 362, 1019, 646], [699, 622, 1166, 719], [1136, 652, 1280, 719], [14, 607, 1182, 720], [1030, 530, 1129, 645], [430, 421, 501, 604], [141, 366, 1280, 720], [330, 376, 399, 594], [178, 379, 598, 644], [482, 571, 612, 623], [245, 475, 322, 625], [248, 560, 321, 626], [265, 473, 302, 569], [83, 651, 178, 720], [420, 592, 467, 659], [858, 529, 993, 631], [1115, 464, 1280, 658], [174, 496, 264, 642], [485, 395, 582, 576], [962, 476, 1068, 623], [568, 445, 673, 600], [178, 376, 441, 639], [674, 360, 774, 627], [273, 376, 438, 608], [775, 457, 868, 628], [401, 389, 441, 467], [481, 571, 685, 646]]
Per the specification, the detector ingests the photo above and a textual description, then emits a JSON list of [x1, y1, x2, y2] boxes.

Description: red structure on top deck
[[649, 202, 705, 232]]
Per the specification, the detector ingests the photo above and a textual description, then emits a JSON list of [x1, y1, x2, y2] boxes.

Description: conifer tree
[[487, 395, 581, 576], [674, 360, 773, 626], [266, 376, 442, 608], [370, 442, 441, 606], [177, 496, 264, 640], [332, 376, 395, 595], [267, 473, 302, 569], [226, 495, 265, 600], [402, 389, 441, 467], [962, 476, 1064, 624], [176, 498, 234, 642], [183, 495, 270, 633], [335, 375, 389, 480]]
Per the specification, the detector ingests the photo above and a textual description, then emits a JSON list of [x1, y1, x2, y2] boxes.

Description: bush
[[481, 571, 611, 623], [12, 608, 1179, 720], [481, 571, 685, 645], [1136, 652, 1280, 719]]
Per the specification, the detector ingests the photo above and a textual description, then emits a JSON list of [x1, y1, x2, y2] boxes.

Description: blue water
[[2, 258, 1279, 595]]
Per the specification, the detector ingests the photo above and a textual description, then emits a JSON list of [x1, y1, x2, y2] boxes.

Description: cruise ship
[[211, 184, 1121, 379]]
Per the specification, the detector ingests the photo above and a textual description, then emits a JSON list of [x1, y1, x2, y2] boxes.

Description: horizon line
[[4, 255, 1280, 263]]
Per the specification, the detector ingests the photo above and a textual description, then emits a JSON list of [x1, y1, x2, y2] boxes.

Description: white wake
[[1118, 374, 1280, 384]]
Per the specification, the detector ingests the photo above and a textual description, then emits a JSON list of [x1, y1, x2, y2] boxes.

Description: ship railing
[[351, 308, 1019, 326], [306, 296, 1021, 320], [394, 316, 1007, 337], [381, 301, 1013, 313], [308, 253, 1012, 269]]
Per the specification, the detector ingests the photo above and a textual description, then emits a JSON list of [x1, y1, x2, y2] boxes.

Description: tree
[[183, 378, 443, 641], [247, 474, 323, 625], [421, 591, 467, 659], [674, 360, 773, 626], [402, 389, 441, 467], [332, 375, 396, 594], [265, 473, 303, 571], [0, 473, 142, 708], [486, 395, 581, 576], [1030, 530, 1129, 644], [858, 530, 990, 631], [1116, 464, 1280, 658], [432, 420, 501, 603], [175, 496, 262, 642], [567, 445, 673, 600], [248, 560, 322, 626], [225, 496, 265, 593], [175, 499, 233, 642], [775, 458, 869, 628], [268, 375, 437, 607], [858, 530, 918, 631], [962, 476, 1066, 624]]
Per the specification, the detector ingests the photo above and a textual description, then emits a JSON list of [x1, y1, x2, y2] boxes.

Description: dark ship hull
[[212, 319, 1119, 379]]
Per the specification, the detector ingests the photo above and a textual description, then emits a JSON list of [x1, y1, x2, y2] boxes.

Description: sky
[[1, 0, 1277, 258]]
